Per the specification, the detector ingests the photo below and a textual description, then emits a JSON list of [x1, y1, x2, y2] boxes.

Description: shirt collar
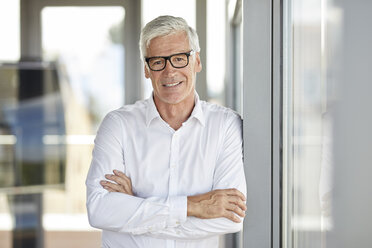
[[145, 94, 161, 127], [145, 91, 205, 127], [190, 92, 205, 126]]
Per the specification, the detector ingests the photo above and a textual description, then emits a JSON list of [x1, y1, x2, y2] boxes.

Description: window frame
[[20, 0, 142, 104], [242, 0, 282, 247]]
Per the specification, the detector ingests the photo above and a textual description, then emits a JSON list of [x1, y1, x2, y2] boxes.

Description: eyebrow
[[145, 50, 191, 59]]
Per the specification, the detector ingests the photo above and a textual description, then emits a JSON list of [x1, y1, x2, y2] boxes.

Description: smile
[[162, 81, 182, 87]]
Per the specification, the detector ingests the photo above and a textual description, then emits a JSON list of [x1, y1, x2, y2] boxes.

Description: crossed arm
[[101, 170, 246, 223], [86, 112, 246, 239]]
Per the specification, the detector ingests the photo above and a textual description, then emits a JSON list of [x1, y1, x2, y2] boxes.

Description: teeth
[[163, 82, 182, 87]]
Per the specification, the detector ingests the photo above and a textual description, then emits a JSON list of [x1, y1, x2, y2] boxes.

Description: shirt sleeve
[[86, 112, 187, 234], [146, 112, 247, 240]]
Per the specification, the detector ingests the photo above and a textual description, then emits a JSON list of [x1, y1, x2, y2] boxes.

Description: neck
[[154, 94, 195, 130]]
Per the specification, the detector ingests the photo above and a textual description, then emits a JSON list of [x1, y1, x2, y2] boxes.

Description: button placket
[[169, 132, 179, 196]]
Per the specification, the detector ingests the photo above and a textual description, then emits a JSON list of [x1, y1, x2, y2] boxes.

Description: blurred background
[[0, 0, 371, 248], [0, 0, 242, 247]]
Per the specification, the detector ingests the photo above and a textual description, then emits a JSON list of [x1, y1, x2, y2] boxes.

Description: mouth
[[162, 81, 183, 88]]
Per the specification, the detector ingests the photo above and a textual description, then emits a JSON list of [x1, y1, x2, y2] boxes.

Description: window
[[0, 0, 20, 62], [282, 0, 341, 247], [0, 5, 126, 248]]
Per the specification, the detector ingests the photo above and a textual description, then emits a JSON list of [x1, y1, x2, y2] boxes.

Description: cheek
[[152, 74, 160, 83], [186, 70, 196, 82]]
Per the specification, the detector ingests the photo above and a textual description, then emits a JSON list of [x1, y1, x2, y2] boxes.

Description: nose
[[163, 59, 176, 75]]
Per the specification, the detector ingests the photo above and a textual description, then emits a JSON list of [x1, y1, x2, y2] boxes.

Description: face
[[144, 31, 202, 106]]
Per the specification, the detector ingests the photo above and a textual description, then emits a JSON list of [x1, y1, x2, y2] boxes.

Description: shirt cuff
[[168, 196, 187, 227]]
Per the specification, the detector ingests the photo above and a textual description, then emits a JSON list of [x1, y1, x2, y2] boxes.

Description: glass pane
[[207, 0, 226, 105], [0, 6, 125, 248], [283, 0, 341, 247], [0, 62, 66, 189], [41, 7, 125, 247], [42, 7, 125, 131]]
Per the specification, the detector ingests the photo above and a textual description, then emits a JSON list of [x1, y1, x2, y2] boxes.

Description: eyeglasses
[[145, 50, 195, 71]]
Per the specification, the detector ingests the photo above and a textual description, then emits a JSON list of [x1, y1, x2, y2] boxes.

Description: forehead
[[147, 31, 190, 57]]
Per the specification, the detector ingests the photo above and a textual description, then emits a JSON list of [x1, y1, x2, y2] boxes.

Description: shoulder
[[103, 99, 148, 126], [200, 100, 242, 124], [200, 101, 242, 148]]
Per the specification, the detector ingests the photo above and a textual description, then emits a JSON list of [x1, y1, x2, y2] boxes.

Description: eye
[[174, 56, 186, 62], [150, 58, 164, 66], [172, 55, 187, 64]]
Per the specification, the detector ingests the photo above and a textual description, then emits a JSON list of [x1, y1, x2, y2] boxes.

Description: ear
[[194, 52, 202, 73], [144, 65, 150, 79]]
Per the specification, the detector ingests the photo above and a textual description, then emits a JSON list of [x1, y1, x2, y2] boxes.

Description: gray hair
[[139, 15, 200, 60]]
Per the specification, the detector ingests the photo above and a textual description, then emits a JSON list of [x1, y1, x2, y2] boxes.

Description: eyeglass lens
[[148, 53, 189, 71]]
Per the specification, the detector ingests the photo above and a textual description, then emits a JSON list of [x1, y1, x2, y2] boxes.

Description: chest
[[122, 124, 221, 197]]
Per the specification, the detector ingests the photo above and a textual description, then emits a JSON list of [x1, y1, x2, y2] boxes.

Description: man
[[86, 15, 246, 247]]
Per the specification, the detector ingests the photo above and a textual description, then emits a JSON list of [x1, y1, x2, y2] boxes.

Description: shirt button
[[176, 221, 180, 225]]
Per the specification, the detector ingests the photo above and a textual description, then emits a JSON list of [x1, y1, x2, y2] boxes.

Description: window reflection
[[0, 62, 66, 189], [42, 7, 125, 131], [283, 0, 341, 247], [0, 6, 125, 248]]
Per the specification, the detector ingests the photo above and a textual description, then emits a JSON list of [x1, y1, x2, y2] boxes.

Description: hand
[[187, 189, 246, 223], [100, 170, 134, 196]]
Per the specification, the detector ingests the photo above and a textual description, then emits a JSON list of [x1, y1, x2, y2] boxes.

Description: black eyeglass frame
[[145, 50, 195, 71]]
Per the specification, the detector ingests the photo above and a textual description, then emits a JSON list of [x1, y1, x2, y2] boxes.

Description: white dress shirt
[[86, 92, 246, 248]]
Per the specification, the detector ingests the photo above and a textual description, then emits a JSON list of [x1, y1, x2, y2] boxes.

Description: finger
[[120, 183, 133, 196], [110, 175, 132, 194], [101, 181, 126, 193], [110, 170, 132, 186], [223, 211, 241, 223], [227, 203, 245, 218], [113, 170, 132, 188], [101, 180, 133, 195], [226, 188, 246, 201], [101, 180, 123, 192], [103, 186, 116, 192], [113, 170, 133, 195], [105, 174, 131, 191], [113, 170, 130, 180], [100, 181, 117, 192], [228, 196, 247, 211]]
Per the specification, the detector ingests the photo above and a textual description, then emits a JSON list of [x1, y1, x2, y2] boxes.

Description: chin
[[156, 89, 194, 105], [160, 95, 185, 105], [164, 98, 184, 105]]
